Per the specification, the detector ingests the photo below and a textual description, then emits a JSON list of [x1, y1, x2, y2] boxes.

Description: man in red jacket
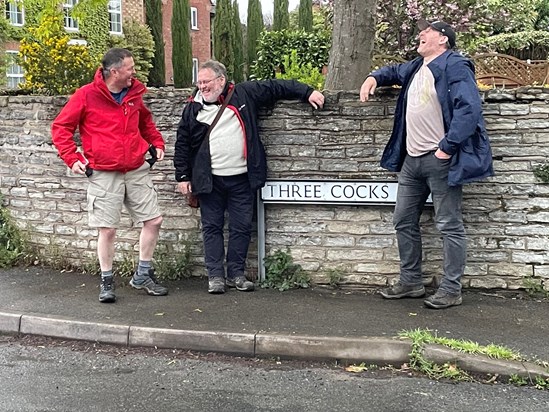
[[51, 48, 168, 303]]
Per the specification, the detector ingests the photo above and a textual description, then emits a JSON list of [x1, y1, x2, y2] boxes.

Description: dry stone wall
[[1, 87, 548, 291]]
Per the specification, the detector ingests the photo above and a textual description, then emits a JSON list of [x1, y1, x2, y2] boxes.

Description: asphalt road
[[1, 335, 549, 412]]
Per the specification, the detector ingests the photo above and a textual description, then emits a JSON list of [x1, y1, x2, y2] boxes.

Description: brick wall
[[123, 0, 145, 23], [163, 0, 212, 84], [1, 87, 549, 291]]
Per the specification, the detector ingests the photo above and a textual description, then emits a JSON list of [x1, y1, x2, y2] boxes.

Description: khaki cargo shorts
[[87, 162, 161, 228]]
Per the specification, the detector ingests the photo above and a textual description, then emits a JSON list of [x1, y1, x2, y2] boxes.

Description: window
[[6, 51, 24, 89], [63, 0, 79, 31], [5, 1, 24, 26], [191, 7, 198, 30], [108, 0, 122, 34], [192, 58, 199, 84]]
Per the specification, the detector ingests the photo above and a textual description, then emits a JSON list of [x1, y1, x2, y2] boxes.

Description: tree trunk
[[324, 0, 377, 91]]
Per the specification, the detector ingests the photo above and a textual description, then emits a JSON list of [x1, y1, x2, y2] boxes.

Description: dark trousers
[[393, 153, 466, 295], [198, 173, 254, 280]]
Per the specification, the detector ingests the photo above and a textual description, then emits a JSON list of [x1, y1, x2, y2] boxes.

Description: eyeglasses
[[195, 76, 221, 87]]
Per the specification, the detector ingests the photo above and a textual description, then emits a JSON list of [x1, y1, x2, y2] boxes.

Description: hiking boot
[[226, 275, 255, 292], [424, 290, 462, 309], [208, 277, 226, 294], [130, 269, 168, 296], [99, 276, 116, 303], [380, 281, 425, 299]]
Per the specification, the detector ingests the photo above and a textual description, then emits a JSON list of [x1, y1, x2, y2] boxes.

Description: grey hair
[[199, 60, 228, 81], [101, 48, 133, 79]]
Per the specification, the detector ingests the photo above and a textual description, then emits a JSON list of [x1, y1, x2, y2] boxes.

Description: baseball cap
[[417, 19, 456, 49]]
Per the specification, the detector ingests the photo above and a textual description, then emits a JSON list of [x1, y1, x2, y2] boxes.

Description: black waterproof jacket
[[174, 80, 313, 194]]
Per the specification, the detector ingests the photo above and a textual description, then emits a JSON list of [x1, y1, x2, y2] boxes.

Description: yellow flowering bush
[[18, 12, 95, 95]]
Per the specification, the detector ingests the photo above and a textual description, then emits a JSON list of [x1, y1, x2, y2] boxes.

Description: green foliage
[[533, 161, 549, 183], [153, 240, 194, 281], [509, 374, 528, 386], [522, 276, 549, 297], [474, 30, 549, 60], [298, 0, 313, 32], [144, 0, 165, 86], [262, 249, 310, 291], [114, 250, 135, 277], [246, 0, 264, 72], [232, 0, 245, 82], [273, 0, 290, 31], [0, 195, 28, 268], [325, 267, 344, 288], [213, 0, 235, 79], [275, 49, 324, 89], [74, 0, 110, 65], [172, 0, 193, 87], [18, 10, 95, 95], [251, 29, 330, 80], [108, 20, 155, 84]]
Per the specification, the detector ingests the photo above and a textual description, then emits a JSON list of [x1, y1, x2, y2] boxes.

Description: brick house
[[162, 0, 214, 85], [3, 0, 213, 88]]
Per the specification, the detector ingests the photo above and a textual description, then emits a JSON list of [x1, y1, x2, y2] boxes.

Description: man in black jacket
[[175, 60, 324, 294]]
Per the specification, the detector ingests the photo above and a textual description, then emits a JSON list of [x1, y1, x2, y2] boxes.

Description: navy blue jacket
[[174, 80, 313, 194], [370, 50, 494, 186]]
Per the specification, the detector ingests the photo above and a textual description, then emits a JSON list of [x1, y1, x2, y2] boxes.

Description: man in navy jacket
[[360, 20, 493, 309]]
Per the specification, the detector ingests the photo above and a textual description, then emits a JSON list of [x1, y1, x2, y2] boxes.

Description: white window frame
[[108, 0, 122, 34], [5, 50, 24, 89], [192, 58, 199, 84], [191, 7, 198, 30], [5, 1, 24, 26], [63, 0, 79, 32]]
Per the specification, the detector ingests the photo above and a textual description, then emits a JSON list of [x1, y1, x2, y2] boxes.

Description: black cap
[[417, 19, 456, 49]]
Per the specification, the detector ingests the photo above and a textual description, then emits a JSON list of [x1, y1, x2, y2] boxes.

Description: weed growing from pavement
[[0, 194, 30, 267], [400, 329, 473, 382], [326, 267, 345, 288], [153, 239, 194, 281], [262, 249, 310, 291], [522, 276, 549, 298], [399, 329, 549, 390]]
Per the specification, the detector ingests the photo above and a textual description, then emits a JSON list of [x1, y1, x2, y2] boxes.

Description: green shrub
[[18, 11, 95, 95], [275, 49, 325, 89], [251, 29, 330, 80], [262, 249, 310, 291], [473, 30, 549, 60], [108, 19, 155, 84]]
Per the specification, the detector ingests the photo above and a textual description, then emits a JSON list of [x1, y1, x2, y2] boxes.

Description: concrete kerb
[[1, 311, 548, 381], [423, 344, 549, 380]]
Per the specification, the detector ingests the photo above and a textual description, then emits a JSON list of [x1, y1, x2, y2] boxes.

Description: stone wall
[[1, 87, 548, 291]]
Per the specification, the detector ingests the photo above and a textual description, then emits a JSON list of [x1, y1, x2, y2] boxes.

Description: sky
[[238, 0, 301, 24]]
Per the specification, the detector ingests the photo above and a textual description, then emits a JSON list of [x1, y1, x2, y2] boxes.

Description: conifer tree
[[298, 0, 313, 31], [246, 0, 264, 72], [213, 0, 235, 79], [232, 0, 245, 82], [172, 0, 193, 87], [145, 0, 166, 86], [273, 0, 289, 31]]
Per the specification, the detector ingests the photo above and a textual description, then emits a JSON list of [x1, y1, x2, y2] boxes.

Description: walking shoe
[[424, 290, 462, 309], [208, 277, 226, 294], [130, 269, 168, 296], [226, 275, 255, 292], [380, 281, 426, 299], [99, 276, 116, 303]]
